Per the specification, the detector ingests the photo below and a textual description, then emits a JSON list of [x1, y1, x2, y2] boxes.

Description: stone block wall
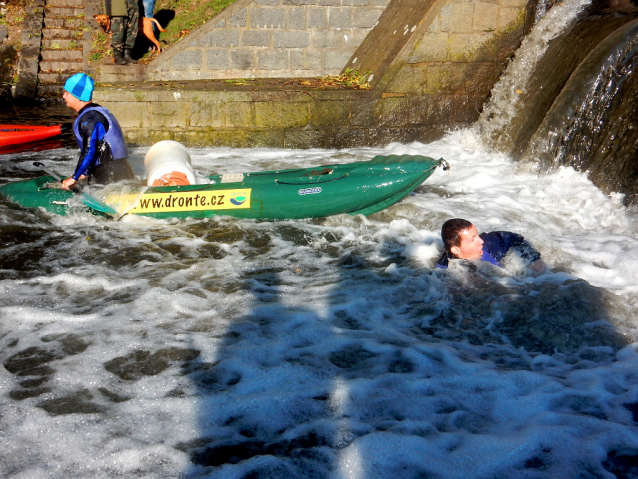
[[15, 0, 45, 100], [147, 0, 390, 81], [95, 0, 533, 148], [381, 0, 529, 94], [347, 0, 531, 131]]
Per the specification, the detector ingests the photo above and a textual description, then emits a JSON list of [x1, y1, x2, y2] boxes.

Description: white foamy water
[[1, 130, 637, 478]]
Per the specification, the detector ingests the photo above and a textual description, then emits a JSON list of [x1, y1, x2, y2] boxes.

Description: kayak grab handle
[[439, 158, 450, 171]]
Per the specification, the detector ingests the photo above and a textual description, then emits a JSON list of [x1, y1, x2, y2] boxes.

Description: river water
[[1, 128, 638, 478], [2, 6, 638, 479]]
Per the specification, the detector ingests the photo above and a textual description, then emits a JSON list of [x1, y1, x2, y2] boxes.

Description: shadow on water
[[127, 221, 634, 478], [0, 213, 637, 476], [413, 268, 628, 356]]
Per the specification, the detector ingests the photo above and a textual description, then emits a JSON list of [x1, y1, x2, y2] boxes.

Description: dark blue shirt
[[436, 231, 541, 269]]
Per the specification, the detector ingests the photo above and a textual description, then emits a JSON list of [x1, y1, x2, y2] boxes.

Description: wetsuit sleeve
[[73, 111, 109, 180], [481, 231, 541, 264]]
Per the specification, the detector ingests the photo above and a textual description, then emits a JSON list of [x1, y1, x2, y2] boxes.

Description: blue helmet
[[64, 73, 94, 102]]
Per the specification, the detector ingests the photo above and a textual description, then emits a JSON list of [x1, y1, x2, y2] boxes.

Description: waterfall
[[476, 0, 591, 149], [524, 20, 638, 202], [476, 0, 638, 203]]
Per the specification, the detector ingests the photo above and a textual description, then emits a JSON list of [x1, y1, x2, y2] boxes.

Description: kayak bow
[[0, 124, 63, 148]]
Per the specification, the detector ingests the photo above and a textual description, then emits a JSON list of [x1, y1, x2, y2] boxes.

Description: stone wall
[[14, 0, 45, 100], [381, 0, 529, 95], [95, 0, 533, 148], [147, 0, 390, 81], [340, 0, 531, 130]]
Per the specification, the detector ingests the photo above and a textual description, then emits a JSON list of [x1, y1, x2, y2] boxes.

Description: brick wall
[[147, 0, 390, 81]]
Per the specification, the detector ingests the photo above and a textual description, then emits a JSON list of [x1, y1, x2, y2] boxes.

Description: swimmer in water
[[436, 218, 546, 273]]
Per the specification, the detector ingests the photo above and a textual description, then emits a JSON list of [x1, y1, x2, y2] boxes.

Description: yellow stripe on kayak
[[109, 188, 252, 214]]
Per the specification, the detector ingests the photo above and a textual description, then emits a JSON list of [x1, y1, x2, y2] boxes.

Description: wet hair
[[441, 218, 473, 253]]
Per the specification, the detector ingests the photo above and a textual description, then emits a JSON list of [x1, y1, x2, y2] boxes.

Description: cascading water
[[478, 1, 638, 203], [477, 0, 593, 149], [524, 20, 638, 201]]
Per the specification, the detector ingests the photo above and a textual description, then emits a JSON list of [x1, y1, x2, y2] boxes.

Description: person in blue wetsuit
[[61, 73, 135, 190], [436, 218, 546, 273]]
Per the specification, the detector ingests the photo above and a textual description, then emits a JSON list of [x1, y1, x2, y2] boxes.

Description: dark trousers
[[111, 0, 139, 51], [92, 158, 136, 185]]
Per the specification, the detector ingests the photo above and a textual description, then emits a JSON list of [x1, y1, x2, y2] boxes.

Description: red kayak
[[0, 124, 63, 148]]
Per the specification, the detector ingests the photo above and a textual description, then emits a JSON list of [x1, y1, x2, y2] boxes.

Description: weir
[[5, 4, 638, 476], [477, 2, 638, 203], [524, 19, 638, 203]]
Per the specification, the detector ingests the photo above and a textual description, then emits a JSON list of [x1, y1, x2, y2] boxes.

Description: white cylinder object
[[144, 140, 196, 186]]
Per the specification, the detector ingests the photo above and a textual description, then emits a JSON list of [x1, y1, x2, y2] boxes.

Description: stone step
[[39, 71, 83, 84], [40, 59, 83, 72], [41, 50, 83, 61], [42, 38, 82, 49], [44, 17, 85, 29], [99, 64, 148, 82], [44, 6, 84, 18], [42, 28, 83, 40], [37, 83, 65, 97], [46, 0, 84, 8]]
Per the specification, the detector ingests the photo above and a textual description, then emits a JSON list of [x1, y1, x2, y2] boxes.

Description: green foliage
[[154, 0, 238, 50], [88, 31, 111, 63], [224, 79, 252, 85], [339, 68, 372, 88]]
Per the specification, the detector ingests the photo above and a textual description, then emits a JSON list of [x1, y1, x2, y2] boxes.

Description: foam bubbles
[[1, 132, 638, 478]]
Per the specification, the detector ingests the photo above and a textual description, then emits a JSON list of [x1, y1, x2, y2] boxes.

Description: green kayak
[[0, 155, 448, 220]]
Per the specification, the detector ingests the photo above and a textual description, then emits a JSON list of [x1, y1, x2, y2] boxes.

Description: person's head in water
[[62, 73, 94, 112], [441, 218, 484, 260]]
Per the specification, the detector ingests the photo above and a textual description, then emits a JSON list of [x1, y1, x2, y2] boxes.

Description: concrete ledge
[[93, 79, 479, 148]]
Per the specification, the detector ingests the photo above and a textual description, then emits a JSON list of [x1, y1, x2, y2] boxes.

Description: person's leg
[[110, 16, 127, 65], [123, 0, 139, 63], [142, 0, 157, 35], [142, 0, 155, 19]]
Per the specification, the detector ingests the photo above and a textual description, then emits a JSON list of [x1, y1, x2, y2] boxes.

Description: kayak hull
[[0, 155, 447, 220], [0, 125, 63, 148]]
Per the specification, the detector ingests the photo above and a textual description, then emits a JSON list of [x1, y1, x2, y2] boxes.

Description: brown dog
[[94, 14, 166, 53]]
